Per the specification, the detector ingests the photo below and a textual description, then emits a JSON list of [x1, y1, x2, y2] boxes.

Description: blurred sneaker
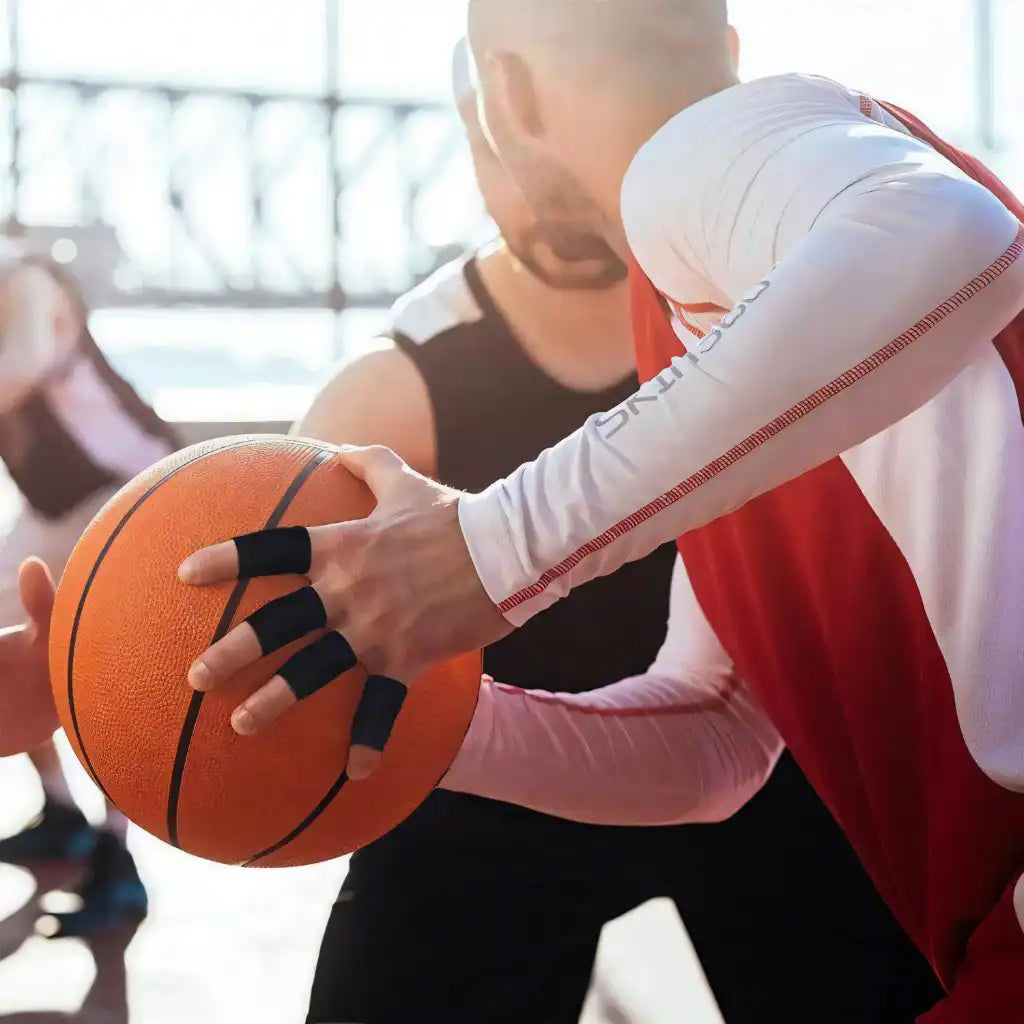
[[42, 831, 148, 939], [0, 800, 97, 864]]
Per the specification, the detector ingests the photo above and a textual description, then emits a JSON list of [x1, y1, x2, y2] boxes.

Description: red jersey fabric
[[631, 104, 1024, 1017]]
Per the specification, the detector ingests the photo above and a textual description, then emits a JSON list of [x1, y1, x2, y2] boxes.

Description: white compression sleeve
[[442, 556, 783, 825], [459, 76, 1024, 625]]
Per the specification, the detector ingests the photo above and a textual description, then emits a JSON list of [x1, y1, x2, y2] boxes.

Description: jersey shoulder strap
[[390, 256, 639, 492]]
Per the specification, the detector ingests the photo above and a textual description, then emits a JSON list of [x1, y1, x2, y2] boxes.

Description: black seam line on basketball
[[66, 439, 262, 801], [245, 703, 472, 866], [242, 677, 481, 866], [240, 677, 476, 866], [240, 769, 349, 867], [165, 445, 335, 849]]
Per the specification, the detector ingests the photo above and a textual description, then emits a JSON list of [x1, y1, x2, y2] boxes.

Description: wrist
[[458, 485, 559, 628]]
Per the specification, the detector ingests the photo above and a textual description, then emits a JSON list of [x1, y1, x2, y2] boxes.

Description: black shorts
[[306, 752, 942, 1024]]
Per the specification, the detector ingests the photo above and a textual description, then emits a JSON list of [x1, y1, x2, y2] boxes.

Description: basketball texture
[[48, 436, 481, 867]]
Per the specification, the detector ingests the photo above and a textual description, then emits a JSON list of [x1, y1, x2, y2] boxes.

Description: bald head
[[467, 0, 737, 258], [470, 0, 727, 33], [469, 0, 729, 83]]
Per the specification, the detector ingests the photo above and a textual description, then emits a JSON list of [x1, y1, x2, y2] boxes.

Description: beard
[[506, 222, 627, 291], [481, 101, 626, 290], [492, 106, 611, 222]]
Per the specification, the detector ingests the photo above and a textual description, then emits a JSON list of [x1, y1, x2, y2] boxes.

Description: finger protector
[[278, 632, 357, 701], [234, 525, 312, 578], [246, 586, 327, 656], [350, 675, 407, 752]]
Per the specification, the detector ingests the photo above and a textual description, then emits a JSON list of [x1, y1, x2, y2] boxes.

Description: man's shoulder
[[622, 73, 862, 216], [388, 255, 486, 347], [621, 73, 897, 303]]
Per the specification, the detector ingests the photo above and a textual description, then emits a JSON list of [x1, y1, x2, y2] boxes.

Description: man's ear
[[726, 25, 741, 73], [484, 50, 545, 139]]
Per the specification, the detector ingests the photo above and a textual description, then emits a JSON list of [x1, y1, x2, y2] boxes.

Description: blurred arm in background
[[0, 264, 80, 416]]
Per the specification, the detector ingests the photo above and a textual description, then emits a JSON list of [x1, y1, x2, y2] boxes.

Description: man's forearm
[[442, 669, 782, 826], [461, 176, 1024, 625]]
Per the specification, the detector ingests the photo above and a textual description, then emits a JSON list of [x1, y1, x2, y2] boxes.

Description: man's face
[[473, 46, 612, 250], [463, 99, 625, 291]]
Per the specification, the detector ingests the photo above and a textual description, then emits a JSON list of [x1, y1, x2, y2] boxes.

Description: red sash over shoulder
[[630, 101, 1024, 1018]]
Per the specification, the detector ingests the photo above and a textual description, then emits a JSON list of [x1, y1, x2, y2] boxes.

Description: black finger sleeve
[[246, 586, 327, 656], [279, 632, 358, 701], [234, 526, 312, 578], [350, 675, 407, 752]]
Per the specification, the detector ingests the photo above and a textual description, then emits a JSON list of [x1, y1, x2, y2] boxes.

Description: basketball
[[46, 436, 482, 868]]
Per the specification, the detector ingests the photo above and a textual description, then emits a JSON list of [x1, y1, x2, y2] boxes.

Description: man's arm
[[290, 337, 784, 812], [176, 77, 1024, 753], [0, 265, 66, 415], [459, 77, 1024, 624], [302, 334, 784, 822], [294, 340, 436, 474], [442, 554, 783, 825]]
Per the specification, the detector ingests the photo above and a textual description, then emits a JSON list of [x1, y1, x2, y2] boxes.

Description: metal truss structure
[[0, 1, 1005, 316], [0, 0, 479, 312]]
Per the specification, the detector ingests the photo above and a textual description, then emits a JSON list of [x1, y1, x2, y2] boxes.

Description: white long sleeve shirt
[[445, 77, 1024, 1009]]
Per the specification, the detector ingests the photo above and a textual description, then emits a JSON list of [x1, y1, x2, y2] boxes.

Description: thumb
[[18, 558, 56, 641], [334, 445, 416, 500]]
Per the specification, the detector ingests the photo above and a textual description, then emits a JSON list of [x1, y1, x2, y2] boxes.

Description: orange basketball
[[48, 436, 481, 867]]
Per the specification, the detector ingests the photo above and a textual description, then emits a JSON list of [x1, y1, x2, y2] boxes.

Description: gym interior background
[[0, 1, 1020, 1021]]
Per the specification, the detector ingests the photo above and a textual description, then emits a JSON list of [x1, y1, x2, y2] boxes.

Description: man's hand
[[0, 558, 58, 757], [178, 446, 510, 779]]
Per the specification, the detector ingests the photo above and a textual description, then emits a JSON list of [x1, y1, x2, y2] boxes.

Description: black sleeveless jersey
[[389, 257, 677, 693]]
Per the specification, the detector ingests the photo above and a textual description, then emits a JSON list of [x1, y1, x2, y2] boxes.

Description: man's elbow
[[865, 172, 1024, 374], [693, 736, 783, 824], [921, 174, 1022, 284], [638, 729, 783, 827]]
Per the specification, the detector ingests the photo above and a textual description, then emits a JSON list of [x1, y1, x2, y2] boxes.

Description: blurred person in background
[[0, 237, 177, 936], [297, 41, 941, 1024]]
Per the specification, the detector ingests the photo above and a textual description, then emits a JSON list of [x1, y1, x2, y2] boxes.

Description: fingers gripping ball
[[47, 437, 481, 867]]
